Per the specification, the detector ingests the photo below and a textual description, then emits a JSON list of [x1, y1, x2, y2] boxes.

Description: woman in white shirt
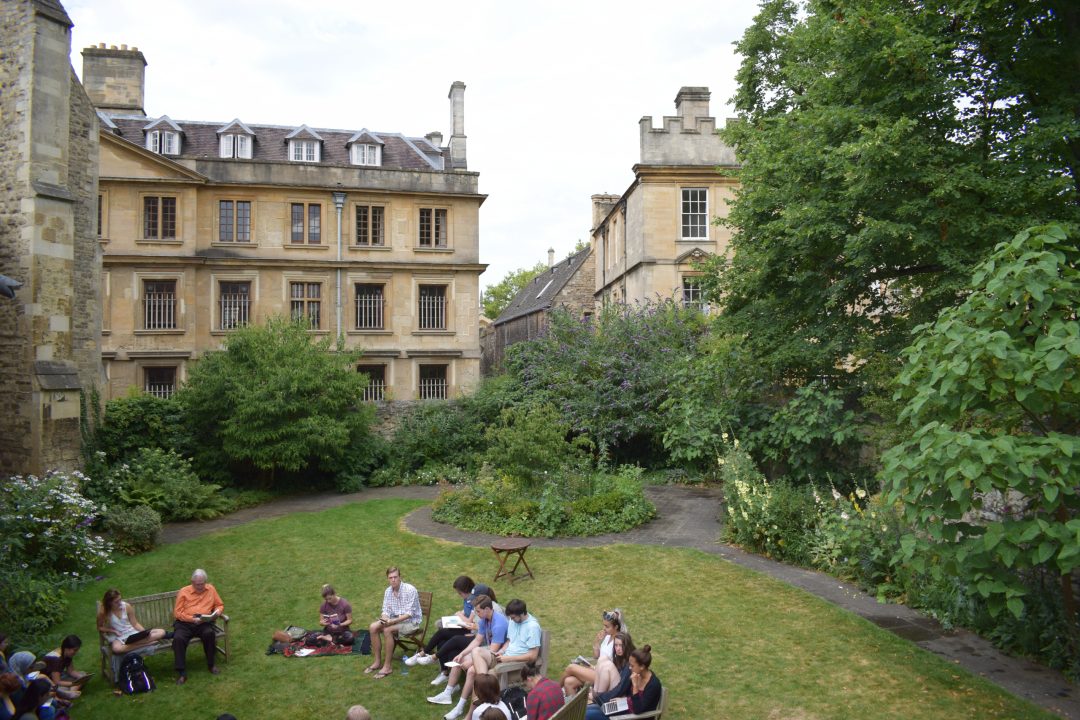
[[560, 608, 627, 697], [96, 588, 168, 654]]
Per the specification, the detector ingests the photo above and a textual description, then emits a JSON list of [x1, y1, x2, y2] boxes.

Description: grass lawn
[[45, 498, 1053, 720]]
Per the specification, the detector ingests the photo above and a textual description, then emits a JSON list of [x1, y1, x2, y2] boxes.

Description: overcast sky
[[66, 0, 760, 290]]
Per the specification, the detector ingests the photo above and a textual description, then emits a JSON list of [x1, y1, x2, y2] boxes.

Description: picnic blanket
[[282, 640, 365, 658]]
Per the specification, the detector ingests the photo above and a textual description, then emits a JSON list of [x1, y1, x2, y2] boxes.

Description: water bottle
[[401, 654, 410, 675]]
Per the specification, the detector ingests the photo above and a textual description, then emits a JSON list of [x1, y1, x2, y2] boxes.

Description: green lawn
[[46, 499, 1052, 719]]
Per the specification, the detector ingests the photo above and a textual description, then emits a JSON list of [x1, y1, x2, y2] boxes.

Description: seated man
[[364, 566, 422, 679], [443, 599, 541, 720], [317, 584, 354, 645], [524, 662, 564, 720], [427, 595, 507, 716], [172, 568, 225, 685]]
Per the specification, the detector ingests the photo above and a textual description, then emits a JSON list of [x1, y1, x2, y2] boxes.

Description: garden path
[[161, 484, 1079, 719]]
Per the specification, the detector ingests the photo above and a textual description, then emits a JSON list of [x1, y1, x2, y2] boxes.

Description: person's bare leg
[[471, 646, 492, 675], [380, 626, 397, 672], [366, 620, 383, 671], [594, 658, 617, 694]]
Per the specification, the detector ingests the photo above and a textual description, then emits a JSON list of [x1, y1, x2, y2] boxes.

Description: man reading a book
[[172, 568, 225, 685]]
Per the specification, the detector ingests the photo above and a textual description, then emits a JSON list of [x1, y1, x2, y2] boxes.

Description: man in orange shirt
[[172, 568, 225, 685]]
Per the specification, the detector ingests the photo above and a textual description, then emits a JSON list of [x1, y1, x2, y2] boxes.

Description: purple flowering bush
[[505, 298, 708, 463]]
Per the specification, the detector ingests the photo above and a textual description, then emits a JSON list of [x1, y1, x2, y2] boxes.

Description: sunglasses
[[603, 611, 619, 622]]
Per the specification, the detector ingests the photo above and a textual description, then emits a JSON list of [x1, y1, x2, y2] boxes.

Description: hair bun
[[641, 644, 651, 652]]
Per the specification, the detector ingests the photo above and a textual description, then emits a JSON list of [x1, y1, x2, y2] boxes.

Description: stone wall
[[0, 0, 101, 476], [0, 0, 35, 472]]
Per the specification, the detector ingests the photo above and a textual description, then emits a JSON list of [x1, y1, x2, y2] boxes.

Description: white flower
[[831, 488, 842, 501], [855, 488, 867, 499], [840, 512, 849, 520]]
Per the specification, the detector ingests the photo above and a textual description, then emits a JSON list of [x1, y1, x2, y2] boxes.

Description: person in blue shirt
[[427, 595, 511, 720]]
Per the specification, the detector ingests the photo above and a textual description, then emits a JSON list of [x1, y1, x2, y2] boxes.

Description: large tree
[[883, 224, 1080, 623], [707, 0, 1080, 388], [695, 0, 1080, 477], [177, 317, 376, 487]]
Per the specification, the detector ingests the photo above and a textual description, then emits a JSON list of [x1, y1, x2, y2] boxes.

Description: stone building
[[487, 246, 595, 372], [84, 47, 486, 403], [592, 87, 739, 308], [0, 0, 103, 476]]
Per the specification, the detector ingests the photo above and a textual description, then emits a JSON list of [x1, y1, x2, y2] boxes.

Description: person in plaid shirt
[[524, 662, 564, 720], [365, 566, 422, 678]]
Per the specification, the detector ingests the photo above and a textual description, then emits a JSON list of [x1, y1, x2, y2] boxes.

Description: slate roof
[[104, 114, 448, 172], [495, 247, 592, 325]]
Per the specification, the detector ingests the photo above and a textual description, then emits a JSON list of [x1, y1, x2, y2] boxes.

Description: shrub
[[721, 445, 816, 564], [506, 299, 708, 464], [431, 464, 654, 538], [483, 404, 592, 493], [111, 448, 232, 522], [97, 392, 185, 462], [0, 561, 68, 643], [0, 471, 113, 578], [102, 504, 162, 555]]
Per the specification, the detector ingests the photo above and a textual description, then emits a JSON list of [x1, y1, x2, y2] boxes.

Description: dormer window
[[147, 130, 180, 155], [290, 139, 320, 162], [220, 134, 252, 159], [351, 144, 381, 166], [144, 116, 183, 156]]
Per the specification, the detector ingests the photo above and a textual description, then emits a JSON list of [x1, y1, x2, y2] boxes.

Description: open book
[[441, 615, 467, 629]]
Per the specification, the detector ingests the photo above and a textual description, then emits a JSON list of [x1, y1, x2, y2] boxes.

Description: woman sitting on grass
[[560, 609, 627, 697], [42, 635, 88, 701], [584, 644, 661, 720], [97, 589, 169, 655]]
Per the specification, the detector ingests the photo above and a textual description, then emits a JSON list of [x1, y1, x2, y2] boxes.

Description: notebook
[[124, 629, 151, 644], [602, 697, 629, 715]]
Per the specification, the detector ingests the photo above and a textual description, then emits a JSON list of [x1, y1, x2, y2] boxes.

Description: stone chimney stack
[[548, 248, 555, 268], [448, 81, 467, 169], [590, 194, 621, 232], [674, 86, 710, 127], [81, 43, 147, 116], [425, 131, 444, 148]]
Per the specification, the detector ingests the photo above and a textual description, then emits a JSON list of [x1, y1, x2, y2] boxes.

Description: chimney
[[548, 248, 555, 268], [674, 86, 710, 127], [81, 43, 148, 116], [448, 81, 467, 169], [590, 194, 621, 232], [425, 131, 444, 148]]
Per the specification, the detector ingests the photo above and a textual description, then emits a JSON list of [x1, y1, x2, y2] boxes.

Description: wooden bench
[[494, 628, 550, 690], [550, 683, 590, 720], [393, 590, 433, 658], [98, 590, 230, 683]]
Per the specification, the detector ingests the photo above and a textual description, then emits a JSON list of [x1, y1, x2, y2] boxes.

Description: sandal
[[373, 669, 393, 679], [364, 664, 380, 674]]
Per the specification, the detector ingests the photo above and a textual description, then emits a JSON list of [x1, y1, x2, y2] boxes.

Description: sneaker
[[404, 654, 422, 666], [444, 706, 464, 720], [416, 653, 436, 665], [427, 690, 453, 706], [429, 671, 448, 686]]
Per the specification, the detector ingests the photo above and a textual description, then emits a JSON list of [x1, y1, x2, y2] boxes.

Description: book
[[441, 615, 466, 629], [572, 655, 592, 667]]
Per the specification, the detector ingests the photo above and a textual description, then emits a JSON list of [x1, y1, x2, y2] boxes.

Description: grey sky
[[66, 0, 760, 290]]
